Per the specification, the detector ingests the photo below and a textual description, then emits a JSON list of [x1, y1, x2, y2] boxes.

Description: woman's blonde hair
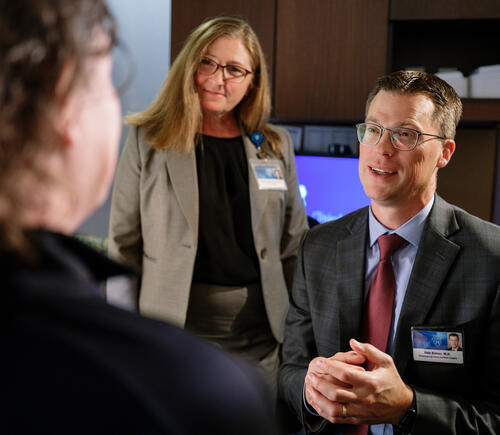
[[126, 16, 281, 154]]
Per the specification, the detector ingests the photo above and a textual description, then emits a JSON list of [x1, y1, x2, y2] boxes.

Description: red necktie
[[362, 233, 406, 357], [344, 234, 405, 435]]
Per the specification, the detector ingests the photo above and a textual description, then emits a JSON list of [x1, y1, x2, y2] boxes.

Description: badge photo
[[249, 159, 288, 191], [411, 327, 464, 365]]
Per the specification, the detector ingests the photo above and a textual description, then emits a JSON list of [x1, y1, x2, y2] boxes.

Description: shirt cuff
[[302, 383, 329, 433], [303, 383, 321, 416]]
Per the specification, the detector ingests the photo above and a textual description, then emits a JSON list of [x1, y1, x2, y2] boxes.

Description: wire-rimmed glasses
[[356, 122, 446, 151]]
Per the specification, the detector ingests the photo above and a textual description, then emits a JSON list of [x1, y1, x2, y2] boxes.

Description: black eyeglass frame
[[197, 57, 253, 82], [356, 122, 447, 151]]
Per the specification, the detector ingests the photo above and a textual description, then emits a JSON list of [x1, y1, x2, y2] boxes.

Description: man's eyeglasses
[[356, 122, 446, 151], [197, 57, 253, 83]]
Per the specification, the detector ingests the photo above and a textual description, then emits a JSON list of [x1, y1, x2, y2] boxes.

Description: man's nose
[[375, 129, 394, 155]]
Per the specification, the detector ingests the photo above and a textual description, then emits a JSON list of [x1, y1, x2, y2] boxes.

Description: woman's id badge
[[249, 159, 287, 191]]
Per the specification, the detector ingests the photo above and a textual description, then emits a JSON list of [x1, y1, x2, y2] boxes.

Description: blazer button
[[260, 248, 267, 259]]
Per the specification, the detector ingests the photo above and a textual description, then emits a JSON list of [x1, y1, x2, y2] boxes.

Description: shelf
[[390, 19, 500, 77], [391, 0, 500, 21], [461, 99, 500, 123]]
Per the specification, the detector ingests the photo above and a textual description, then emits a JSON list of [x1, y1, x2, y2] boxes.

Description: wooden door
[[274, 0, 389, 121]]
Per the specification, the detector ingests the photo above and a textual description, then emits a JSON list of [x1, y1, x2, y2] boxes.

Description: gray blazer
[[107, 124, 307, 343], [278, 195, 500, 434]]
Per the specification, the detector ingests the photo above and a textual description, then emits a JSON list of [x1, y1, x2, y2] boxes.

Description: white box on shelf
[[435, 69, 468, 98], [469, 65, 500, 98]]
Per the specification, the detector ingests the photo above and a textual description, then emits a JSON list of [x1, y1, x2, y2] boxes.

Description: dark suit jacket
[[2, 231, 275, 434], [278, 195, 500, 434]]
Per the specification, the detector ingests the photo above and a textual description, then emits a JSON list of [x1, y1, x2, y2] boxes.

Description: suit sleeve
[[107, 125, 143, 310], [411, 282, 500, 434], [279, 128, 308, 293], [278, 230, 319, 427]]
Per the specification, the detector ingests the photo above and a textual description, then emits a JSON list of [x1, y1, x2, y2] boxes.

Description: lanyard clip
[[250, 131, 267, 159]]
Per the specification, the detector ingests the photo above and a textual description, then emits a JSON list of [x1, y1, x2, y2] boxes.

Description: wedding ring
[[342, 404, 347, 418]]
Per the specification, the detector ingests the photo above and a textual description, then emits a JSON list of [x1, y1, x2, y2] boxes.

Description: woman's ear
[[53, 61, 78, 149], [53, 96, 78, 150]]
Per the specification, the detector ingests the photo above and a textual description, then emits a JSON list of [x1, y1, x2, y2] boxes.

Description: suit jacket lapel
[[242, 133, 268, 234], [335, 209, 369, 351], [165, 148, 198, 242], [393, 196, 461, 375]]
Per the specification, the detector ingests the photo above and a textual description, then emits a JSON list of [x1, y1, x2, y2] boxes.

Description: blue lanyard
[[250, 131, 267, 159]]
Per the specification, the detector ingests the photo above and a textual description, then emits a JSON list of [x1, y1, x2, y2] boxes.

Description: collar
[[32, 230, 134, 282], [368, 195, 435, 248]]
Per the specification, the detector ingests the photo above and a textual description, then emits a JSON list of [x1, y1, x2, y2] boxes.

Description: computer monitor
[[295, 155, 370, 224]]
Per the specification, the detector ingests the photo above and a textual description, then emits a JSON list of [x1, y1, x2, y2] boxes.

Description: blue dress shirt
[[367, 196, 434, 435]]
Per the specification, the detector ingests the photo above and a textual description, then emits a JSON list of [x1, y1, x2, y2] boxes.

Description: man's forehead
[[367, 90, 436, 127]]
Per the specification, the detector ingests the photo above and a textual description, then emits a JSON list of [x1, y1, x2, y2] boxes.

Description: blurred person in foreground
[[107, 16, 307, 397], [279, 71, 500, 434], [0, 1, 275, 433]]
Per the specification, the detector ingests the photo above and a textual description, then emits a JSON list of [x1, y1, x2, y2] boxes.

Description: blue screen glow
[[295, 155, 370, 224]]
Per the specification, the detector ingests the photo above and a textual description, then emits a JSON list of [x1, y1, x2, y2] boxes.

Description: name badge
[[411, 327, 464, 364], [249, 159, 287, 191]]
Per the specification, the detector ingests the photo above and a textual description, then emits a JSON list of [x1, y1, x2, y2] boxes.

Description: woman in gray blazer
[[108, 16, 307, 395]]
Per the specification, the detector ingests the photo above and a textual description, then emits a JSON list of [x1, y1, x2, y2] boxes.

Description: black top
[[1, 231, 274, 434], [193, 135, 259, 286]]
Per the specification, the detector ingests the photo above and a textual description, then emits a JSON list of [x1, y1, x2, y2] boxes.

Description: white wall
[[78, 0, 171, 237]]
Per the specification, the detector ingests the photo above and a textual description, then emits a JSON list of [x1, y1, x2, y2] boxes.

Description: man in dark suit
[[278, 70, 500, 434]]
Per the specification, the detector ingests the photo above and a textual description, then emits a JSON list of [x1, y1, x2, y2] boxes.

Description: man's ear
[[437, 139, 455, 168]]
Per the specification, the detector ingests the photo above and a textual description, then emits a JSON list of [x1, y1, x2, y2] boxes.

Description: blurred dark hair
[[365, 70, 462, 140], [0, 0, 117, 254]]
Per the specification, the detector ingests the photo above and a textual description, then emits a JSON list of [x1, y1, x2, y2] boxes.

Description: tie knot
[[377, 234, 406, 261]]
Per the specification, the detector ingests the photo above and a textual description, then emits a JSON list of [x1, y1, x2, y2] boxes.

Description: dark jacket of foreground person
[[2, 231, 275, 435]]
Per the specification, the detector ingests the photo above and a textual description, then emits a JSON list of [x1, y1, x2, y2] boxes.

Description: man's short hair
[[365, 70, 463, 140], [449, 333, 459, 339]]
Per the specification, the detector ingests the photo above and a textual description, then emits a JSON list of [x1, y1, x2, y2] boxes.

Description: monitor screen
[[295, 155, 370, 224]]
